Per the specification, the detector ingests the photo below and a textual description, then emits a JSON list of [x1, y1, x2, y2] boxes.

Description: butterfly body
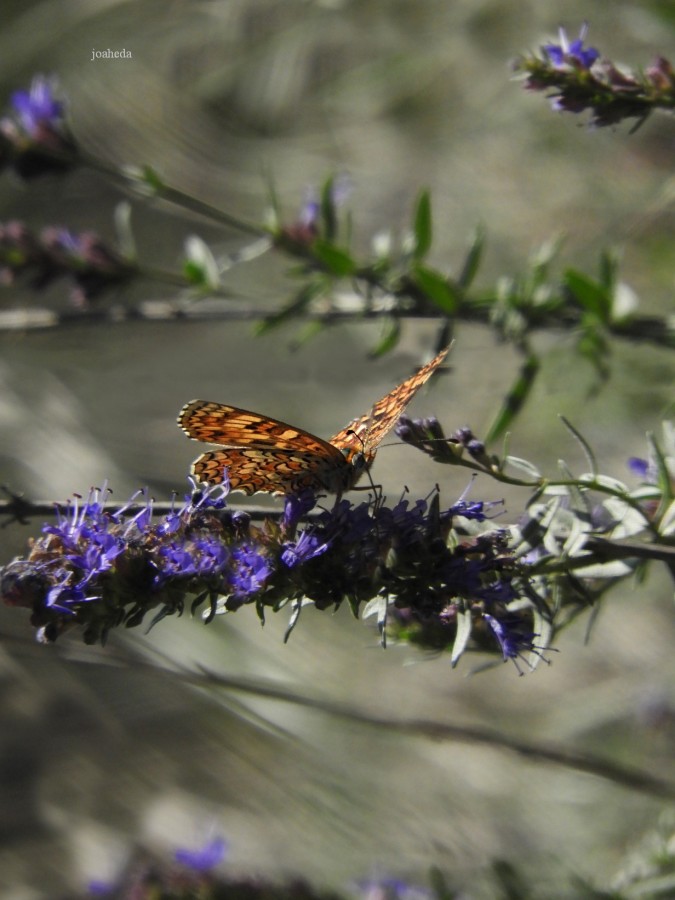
[[178, 346, 449, 496]]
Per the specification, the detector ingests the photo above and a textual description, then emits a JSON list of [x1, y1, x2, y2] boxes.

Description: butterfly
[[178, 345, 449, 496]]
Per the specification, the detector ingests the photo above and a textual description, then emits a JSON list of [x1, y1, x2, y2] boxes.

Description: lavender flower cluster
[[0, 220, 133, 304], [0, 74, 76, 177], [0, 477, 541, 668], [0, 76, 134, 303], [516, 24, 675, 129]]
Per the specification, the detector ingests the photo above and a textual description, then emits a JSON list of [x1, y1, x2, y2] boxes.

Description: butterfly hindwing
[[190, 447, 350, 495]]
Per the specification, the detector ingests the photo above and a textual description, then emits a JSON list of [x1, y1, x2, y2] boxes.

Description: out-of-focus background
[[0, 1, 674, 896]]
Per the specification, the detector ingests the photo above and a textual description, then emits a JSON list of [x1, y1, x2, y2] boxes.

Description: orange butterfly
[[178, 346, 449, 496]]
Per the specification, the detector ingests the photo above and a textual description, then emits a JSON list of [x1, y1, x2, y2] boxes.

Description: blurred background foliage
[[0, 0, 674, 897]]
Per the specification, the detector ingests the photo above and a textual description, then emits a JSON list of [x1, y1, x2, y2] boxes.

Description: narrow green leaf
[[283, 599, 303, 643], [412, 189, 432, 260], [183, 260, 206, 286], [528, 610, 551, 674], [140, 164, 165, 192], [312, 239, 356, 276], [451, 608, 473, 667], [503, 456, 542, 480], [559, 415, 598, 476], [320, 176, 338, 242], [262, 167, 282, 231], [599, 247, 619, 292], [362, 595, 389, 647], [114, 201, 136, 261], [578, 473, 630, 493], [648, 431, 675, 506], [485, 355, 540, 443], [660, 499, 675, 536], [184, 235, 220, 289], [255, 282, 325, 334], [369, 317, 401, 358], [288, 319, 327, 351], [564, 268, 611, 320], [458, 225, 485, 289], [576, 321, 610, 378], [412, 263, 459, 313]]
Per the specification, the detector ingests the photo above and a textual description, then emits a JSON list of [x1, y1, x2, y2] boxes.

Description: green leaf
[[183, 260, 206, 285], [412, 189, 432, 260], [526, 607, 553, 672], [412, 263, 459, 313], [648, 431, 675, 506], [183, 235, 220, 289], [458, 225, 485, 289], [564, 268, 611, 321], [578, 473, 630, 492], [263, 168, 282, 231], [139, 164, 165, 193], [122, 164, 166, 198], [283, 598, 303, 643], [599, 247, 619, 292], [113, 201, 136, 261], [502, 456, 542, 480], [451, 608, 472, 667], [255, 281, 325, 334], [485, 355, 540, 443], [369, 316, 401, 358], [576, 321, 610, 378], [320, 176, 338, 242], [288, 319, 327, 351], [312, 239, 356, 276], [559, 416, 598, 476], [660, 498, 675, 537], [362, 595, 389, 647]]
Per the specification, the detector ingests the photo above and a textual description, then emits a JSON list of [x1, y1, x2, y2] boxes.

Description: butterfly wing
[[178, 401, 348, 494], [179, 401, 338, 454], [329, 345, 449, 455], [178, 345, 448, 495], [191, 447, 350, 494]]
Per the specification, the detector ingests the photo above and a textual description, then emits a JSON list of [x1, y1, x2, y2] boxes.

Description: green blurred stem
[[79, 151, 266, 237]]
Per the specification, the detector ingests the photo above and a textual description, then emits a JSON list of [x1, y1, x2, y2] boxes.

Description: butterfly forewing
[[178, 345, 449, 495], [329, 346, 449, 453], [179, 401, 336, 454]]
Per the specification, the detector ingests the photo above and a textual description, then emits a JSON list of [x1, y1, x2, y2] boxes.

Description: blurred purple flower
[[0, 75, 76, 176], [543, 24, 599, 70], [11, 75, 65, 136], [174, 836, 228, 871], [628, 456, 650, 479]]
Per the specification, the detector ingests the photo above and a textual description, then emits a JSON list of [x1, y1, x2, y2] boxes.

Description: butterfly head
[[340, 428, 375, 474]]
